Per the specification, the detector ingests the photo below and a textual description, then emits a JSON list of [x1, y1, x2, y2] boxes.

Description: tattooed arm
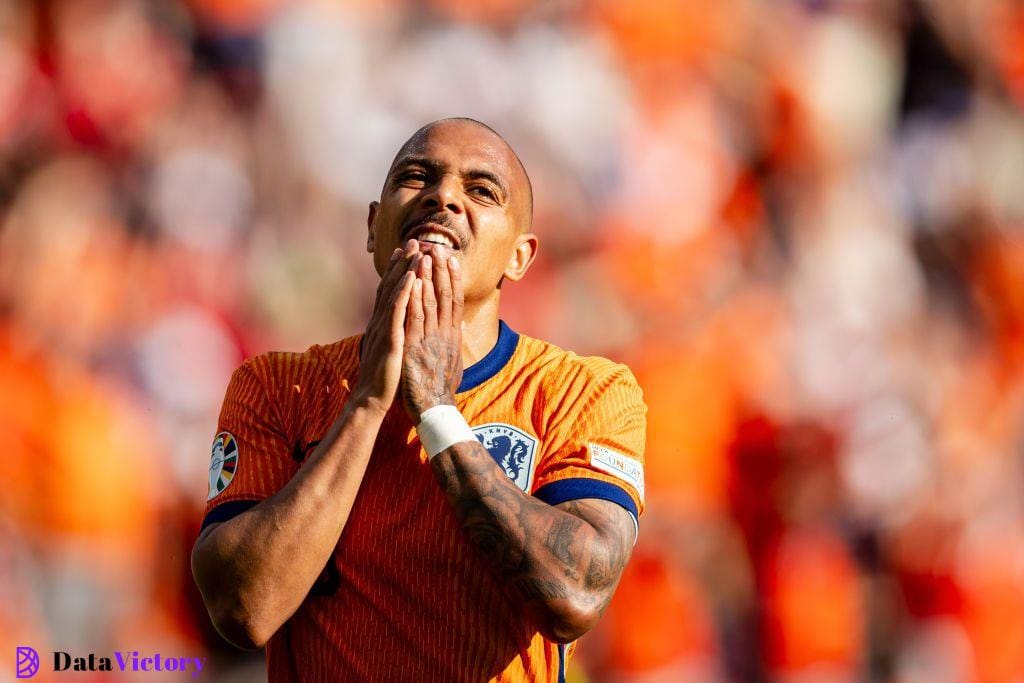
[[401, 246, 635, 643], [432, 441, 635, 642]]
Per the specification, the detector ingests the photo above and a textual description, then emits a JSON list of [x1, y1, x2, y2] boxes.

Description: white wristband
[[417, 404, 476, 459]]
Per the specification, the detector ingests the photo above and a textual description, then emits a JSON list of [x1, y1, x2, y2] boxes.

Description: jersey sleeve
[[201, 359, 298, 530], [531, 365, 647, 532]]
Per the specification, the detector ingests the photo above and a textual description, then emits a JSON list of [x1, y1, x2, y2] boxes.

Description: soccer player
[[191, 118, 647, 681]]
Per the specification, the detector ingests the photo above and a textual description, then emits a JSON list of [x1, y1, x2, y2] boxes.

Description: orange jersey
[[201, 321, 647, 682]]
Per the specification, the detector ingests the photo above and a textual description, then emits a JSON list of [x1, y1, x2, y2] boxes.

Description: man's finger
[[420, 254, 437, 335], [408, 253, 424, 285], [449, 254, 464, 329], [432, 246, 453, 329], [374, 242, 419, 316], [405, 277, 425, 344], [390, 271, 415, 342], [373, 248, 403, 309], [390, 240, 419, 280]]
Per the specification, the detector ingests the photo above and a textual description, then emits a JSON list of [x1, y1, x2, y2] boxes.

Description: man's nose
[[422, 175, 463, 214]]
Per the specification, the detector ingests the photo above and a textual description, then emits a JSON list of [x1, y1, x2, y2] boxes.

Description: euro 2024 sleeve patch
[[208, 431, 238, 501], [588, 443, 645, 501]]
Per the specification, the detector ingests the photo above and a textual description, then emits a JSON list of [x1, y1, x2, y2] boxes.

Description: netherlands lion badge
[[472, 423, 538, 492]]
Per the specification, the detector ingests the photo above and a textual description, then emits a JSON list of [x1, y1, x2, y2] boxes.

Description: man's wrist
[[417, 404, 475, 458], [412, 393, 457, 418], [348, 389, 392, 418]]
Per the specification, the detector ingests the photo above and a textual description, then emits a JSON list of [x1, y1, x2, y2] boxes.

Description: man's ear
[[503, 233, 539, 283], [366, 201, 379, 253]]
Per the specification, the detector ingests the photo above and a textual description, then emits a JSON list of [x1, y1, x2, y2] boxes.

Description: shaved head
[[368, 117, 540, 305], [387, 118, 533, 230]]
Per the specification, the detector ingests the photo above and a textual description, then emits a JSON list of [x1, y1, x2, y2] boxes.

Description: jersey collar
[[457, 320, 520, 393]]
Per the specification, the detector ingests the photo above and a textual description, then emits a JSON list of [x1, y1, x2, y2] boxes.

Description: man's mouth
[[406, 222, 462, 250]]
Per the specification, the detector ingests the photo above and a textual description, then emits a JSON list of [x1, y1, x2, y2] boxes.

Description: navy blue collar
[[457, 320, 520, 393]]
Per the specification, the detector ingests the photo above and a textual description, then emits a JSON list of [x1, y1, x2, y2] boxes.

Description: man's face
[[367, 120, 533, 304]]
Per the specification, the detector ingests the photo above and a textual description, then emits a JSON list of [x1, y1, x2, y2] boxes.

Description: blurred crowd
[[1, 0, 1023, 681]]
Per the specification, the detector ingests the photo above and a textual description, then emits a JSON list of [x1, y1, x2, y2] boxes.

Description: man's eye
[[397, 171, 427, 183], [470, 186, 496, 200]]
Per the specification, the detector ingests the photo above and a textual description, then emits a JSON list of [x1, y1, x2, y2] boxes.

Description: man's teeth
[[417, 231, 454, 248]]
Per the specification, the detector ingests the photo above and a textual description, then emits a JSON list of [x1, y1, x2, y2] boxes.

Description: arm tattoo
[[512, 577, 570, 602], [544, 517, 582, 580], [431, 440, 636, 634]]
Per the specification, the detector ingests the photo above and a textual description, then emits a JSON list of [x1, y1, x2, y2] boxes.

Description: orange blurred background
[[2, 0, 1024, 681]]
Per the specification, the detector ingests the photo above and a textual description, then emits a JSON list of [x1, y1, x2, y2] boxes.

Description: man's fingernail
[[450, 255, 460, 271], [391, 248, 402, 261]]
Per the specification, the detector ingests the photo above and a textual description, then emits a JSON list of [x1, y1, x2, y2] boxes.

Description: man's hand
[[401, 246, 464, 421], [353, 240, 420, 413]]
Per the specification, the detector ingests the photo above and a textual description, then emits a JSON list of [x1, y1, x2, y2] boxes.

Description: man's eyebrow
[[391, 156, 444, 175]]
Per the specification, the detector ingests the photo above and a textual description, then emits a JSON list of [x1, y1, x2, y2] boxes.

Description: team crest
[[208, 431, 238, 501], [472, 423, 538, 492]]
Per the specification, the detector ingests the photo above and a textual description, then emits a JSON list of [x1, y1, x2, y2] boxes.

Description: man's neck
[[460, 296, 502, 368]]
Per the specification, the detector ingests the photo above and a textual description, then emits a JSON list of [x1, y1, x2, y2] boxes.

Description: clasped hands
[[354, 240, 464, 423]]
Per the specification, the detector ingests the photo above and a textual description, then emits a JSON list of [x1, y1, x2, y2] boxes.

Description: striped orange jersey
[[201, 321, 647, 682]]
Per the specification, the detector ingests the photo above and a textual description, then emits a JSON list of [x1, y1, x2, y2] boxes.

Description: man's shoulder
[[513, 332, 645, 441], [516, 332, 639, 396], [235, 334, 363, 393]]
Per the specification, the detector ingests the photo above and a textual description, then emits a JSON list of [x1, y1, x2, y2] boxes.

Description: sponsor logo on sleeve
[[472, 423, 538, 493], [588, 444, 645, 501], [207, 432, 238, 501]]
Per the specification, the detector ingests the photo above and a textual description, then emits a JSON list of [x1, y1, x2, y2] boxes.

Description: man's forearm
[[430, 440, 626, 643], [192, 399, 386, 649]]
